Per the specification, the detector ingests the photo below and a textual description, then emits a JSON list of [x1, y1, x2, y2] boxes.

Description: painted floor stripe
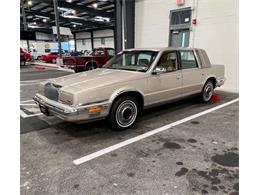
[[20, 99, 34, 103], [20, 103, 37, 106], [20, 110, 28, 118], [73, 98, 239, 165], [20, 111, 43, 118], [20, 79, 46, 83]]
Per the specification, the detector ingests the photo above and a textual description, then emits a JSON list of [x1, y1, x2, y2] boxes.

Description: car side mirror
[[152, 67, 166, 75]]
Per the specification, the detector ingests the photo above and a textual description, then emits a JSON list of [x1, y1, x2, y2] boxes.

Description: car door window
[[156, 51, 179, 73], [180, 51, 198, 69]]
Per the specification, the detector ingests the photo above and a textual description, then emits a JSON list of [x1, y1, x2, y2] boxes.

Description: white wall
[[135, 0, 239, 92], [75, 29, 114, 51]]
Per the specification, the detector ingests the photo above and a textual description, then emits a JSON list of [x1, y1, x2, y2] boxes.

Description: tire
[[74, 68, 80, 73], [52, 59, 57, 64], [86, 63, 96, 71], [20, 61, 26, 66], [108, 96, 139, 130], [200, 80, 214, 102]]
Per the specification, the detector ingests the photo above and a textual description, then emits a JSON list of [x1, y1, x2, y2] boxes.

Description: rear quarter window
[[180, 51, 198, 69]]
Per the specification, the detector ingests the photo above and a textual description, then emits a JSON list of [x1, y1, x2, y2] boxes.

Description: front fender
[[108, 87, 144, 104]]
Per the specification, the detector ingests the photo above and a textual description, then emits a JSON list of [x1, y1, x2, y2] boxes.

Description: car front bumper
[[33, 94, 110, 122]]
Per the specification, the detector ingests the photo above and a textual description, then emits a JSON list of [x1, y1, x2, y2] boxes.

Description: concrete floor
[[20, 66, 239, 195]]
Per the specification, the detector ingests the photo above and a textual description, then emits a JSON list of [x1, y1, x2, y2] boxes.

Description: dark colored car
[[20, 47, 31, 66], [63, 47, 115, 73]]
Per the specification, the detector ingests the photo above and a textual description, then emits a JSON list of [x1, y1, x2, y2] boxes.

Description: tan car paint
[[37, 48, 225, 115]]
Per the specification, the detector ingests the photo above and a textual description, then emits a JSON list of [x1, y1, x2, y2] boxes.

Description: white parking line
[[20, 103, 36, 106], [20, 99, 34, 103], [20, 100, 42, 118], [73, 98, 239, 165], [20, 79, 46, 83], [20, 83, 40, 86], [20, 110, 42, 118]]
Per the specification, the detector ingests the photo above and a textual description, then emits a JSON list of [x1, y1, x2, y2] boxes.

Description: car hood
[[51, 68, 146, 92]]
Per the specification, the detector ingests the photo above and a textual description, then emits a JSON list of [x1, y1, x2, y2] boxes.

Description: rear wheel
[[200, 80, 214, 102], [108, 96, 139, 130], [86, 63, 97, 71]]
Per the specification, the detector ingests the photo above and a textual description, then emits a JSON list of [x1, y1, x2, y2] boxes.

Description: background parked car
[[41, 52, 59, 64], [63, 47, 115, 73], [20, 47, 31, 66]]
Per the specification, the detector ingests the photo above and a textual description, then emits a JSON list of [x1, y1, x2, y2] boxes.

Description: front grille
[[44, 83, 62, 101]]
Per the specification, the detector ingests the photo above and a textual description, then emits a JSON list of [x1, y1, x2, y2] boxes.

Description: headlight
[[59, 91, 74, 105]]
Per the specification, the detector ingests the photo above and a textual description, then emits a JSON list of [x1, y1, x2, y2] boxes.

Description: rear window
[[92, 49, 105, 56]]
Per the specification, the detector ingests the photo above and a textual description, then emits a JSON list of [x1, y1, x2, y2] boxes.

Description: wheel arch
[[85, 60, 98, 69], [109, 89, 145, 111], [204, 76, 217, 88]]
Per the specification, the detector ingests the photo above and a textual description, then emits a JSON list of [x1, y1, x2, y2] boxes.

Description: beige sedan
[[34, 48, 225, 130]]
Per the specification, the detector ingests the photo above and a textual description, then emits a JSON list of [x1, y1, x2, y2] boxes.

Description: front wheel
[[108, 96, 139, 130], [200, 80, 214, 102]]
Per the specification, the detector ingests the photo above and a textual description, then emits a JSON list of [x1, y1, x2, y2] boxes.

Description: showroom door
[[170, 29, 190, 48], [169, 7, 191, 48]]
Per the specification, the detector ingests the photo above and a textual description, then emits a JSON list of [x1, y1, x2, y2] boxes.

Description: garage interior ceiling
[[20, 0, 115, 33]]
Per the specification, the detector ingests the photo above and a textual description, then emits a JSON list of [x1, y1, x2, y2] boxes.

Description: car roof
[[123, 47, 200, 52]]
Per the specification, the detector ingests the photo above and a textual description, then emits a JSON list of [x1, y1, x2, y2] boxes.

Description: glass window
[[156, 51, 178, 73], [107, 49, 115, 57], [92, 49, 105, 56], [103, 50, 158, 72], [180, 51, 198, 69]]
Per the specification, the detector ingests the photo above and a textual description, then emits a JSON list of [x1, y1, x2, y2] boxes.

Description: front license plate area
[[39, 104, 50, 116]]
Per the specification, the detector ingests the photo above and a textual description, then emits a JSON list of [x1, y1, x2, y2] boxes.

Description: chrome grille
[[44, 83, 62, 101]]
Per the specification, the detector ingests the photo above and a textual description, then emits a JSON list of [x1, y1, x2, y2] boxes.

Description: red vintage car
[[20, 47, 31, 66], [41, 52, 59, 64], [63, 47, 115, 73]]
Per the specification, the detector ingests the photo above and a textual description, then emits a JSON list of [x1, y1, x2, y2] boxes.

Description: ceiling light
[[71, 22, 83, 25], [92, 3, 98, 9], [94, 16, 110, 22], [71, 10, 76, 15], [28, 0, 32, 6], [33, 22, 37, 25], [73, 24, 76, 28], [35, 15, 50, 19], [43, 19, 47, 23], [66, 0, 73, 2]]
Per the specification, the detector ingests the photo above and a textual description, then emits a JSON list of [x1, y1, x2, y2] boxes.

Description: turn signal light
[[87, 106, 102, 113]]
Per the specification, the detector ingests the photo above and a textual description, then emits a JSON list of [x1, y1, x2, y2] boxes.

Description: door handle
[[177, 75, 181, 80], [202, 73, 205, 76]]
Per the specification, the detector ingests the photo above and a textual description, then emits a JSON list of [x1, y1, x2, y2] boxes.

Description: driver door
[[146, 51, 182, 105]]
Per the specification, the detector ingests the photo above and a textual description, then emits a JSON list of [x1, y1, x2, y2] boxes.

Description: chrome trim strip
[[79, 99, 109, 106]]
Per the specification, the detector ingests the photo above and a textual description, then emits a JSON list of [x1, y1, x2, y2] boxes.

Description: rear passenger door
[[179, 50, 205, 96]]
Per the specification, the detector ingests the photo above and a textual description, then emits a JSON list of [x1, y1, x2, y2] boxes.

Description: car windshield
[[103, 50, 158, 72]]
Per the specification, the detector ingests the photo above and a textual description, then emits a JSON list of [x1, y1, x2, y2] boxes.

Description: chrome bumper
[[33, 94, 110, 122], [216, 77, 226, 87]]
